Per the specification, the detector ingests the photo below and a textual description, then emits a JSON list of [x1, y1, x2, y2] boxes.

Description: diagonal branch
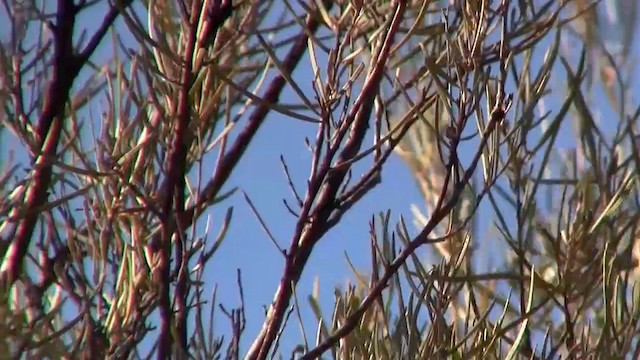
[[154, 0, 204, 356], [179, 0, 335, 228], [0, 1, 130, 289], [154, 0, 234, 356], [301, 106, 508, 359], [245, 2, 407, 359]]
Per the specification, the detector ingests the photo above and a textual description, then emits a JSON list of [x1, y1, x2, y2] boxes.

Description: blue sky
[[2, 0, 639, 357]]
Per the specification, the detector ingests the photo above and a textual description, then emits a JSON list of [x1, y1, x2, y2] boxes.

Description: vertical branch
[[155, 0, 234, 356], [188, 0, 334, 220], [157, 0, 198, 356], [301, 101, 508, 359]]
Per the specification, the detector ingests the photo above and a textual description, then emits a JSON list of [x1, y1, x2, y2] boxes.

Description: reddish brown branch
[[246, 2, 407, 359], [156, 0, 204, 357], [142, 1, 328, 353], [301, 106, 507, 359], [155, 1, 235, 356], [0, 1, 129, 289], [187, 0, 334, 221]]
